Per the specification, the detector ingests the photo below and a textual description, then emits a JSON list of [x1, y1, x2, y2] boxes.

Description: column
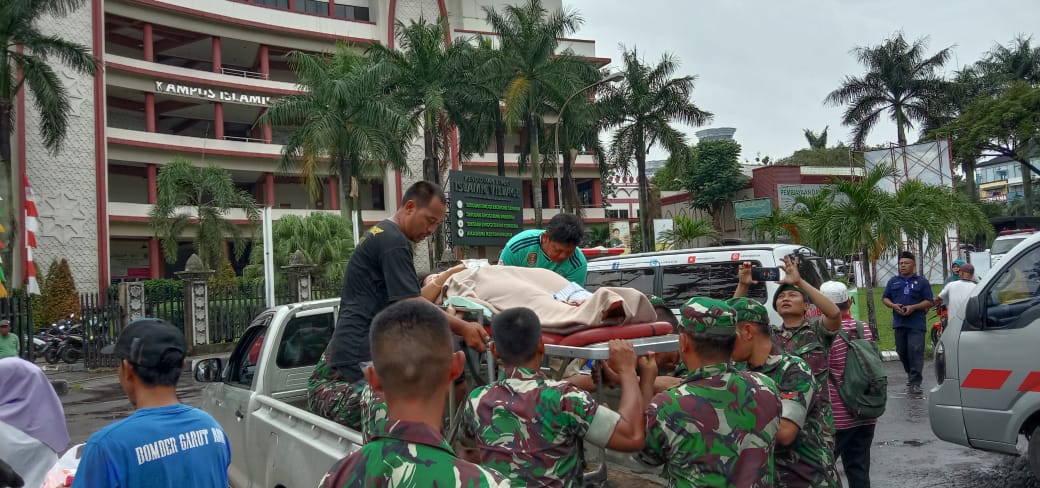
[[147, 164, 157, 203], [259, 45, 270, 79], [144, 93, 156, 132], [148, 238, 161, 280], [265, 172, 275, 206], [212, 36, 222, 73], [142, 23, 154, 62], [327, 177, 340, 210], [214, 102, 224, 140], [547, 179, 557, 208], [592, 179, 603, 206], [328, 0, 335, 16]]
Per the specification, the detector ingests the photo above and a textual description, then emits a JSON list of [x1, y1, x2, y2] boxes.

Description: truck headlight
[[934, 341, 946, 384]]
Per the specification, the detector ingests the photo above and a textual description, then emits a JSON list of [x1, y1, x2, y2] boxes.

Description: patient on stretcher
[[433, 265, 657, 334]]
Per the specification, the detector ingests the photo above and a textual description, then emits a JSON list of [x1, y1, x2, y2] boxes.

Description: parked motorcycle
[[57, 315, 84, 364], [38, 323, 68, 364], [930, 304, 948, 347]]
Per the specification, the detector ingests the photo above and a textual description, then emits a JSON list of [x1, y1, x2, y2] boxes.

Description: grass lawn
[[853, 284, 944, 356]]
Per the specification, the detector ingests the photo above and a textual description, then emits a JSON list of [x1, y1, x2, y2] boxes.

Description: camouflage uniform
[[458, 366, 621, 488], [637, 297, 783, 488], [320, 419, 509, 487], [745, 349, 840, 488], [308, 349, 388, 441]]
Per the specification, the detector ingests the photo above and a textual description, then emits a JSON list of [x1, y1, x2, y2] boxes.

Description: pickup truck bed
[[195, 299, 362, 488]]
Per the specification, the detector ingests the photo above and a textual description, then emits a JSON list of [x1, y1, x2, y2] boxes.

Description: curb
[[880, 350, 900, 362]]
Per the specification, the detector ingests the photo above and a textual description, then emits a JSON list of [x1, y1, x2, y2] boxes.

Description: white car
[[990, 228, 1036, 267]]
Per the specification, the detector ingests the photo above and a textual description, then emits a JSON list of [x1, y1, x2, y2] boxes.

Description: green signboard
[[447, 170, 524, 246], [733, 197, 773, 220]]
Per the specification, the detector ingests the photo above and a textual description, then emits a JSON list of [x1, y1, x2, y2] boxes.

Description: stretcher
[[449, 320, 679, 486]]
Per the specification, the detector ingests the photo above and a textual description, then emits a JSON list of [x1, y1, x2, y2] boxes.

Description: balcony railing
[[223, 135, 269, 143], [221, 67, 268, 80]]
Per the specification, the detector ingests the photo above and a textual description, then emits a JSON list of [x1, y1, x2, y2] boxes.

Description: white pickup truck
[[192, 298, 362, 488]]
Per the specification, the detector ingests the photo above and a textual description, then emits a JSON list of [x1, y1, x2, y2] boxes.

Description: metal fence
[[208, 282, 291, 344], [81, 293, 124, 369], [0, 295, 35, 361]]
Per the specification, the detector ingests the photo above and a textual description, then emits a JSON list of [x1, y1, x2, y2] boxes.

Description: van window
[[586, 267, 656, 295], [276, 312, 335, 369], [661, 262, 768, 309], [983, 245, 1040, 329]]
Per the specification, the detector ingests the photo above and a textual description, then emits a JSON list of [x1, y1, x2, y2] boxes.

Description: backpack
[[830, 320, 888, 419]]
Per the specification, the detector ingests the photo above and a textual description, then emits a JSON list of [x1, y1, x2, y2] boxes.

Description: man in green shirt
[[0, 321, 18, 359], [498, 213, 588, 285]]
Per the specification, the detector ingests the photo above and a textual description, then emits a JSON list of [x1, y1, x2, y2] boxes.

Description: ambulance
[[929, 231, 1040, 478]]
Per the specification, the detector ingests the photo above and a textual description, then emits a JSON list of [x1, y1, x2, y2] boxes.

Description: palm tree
[[977, 35, 1040, 88], [807, 165, 908, 327], [1, 0, 98, 278], [551, 85, 604, 214], [659, 215, 718, 249], [368, 17, 478, 186], [244, 212, 354, 285], [599, 47, 713, 249], [825, 33, 951, 147], [484, 0, 598, 226], [262, 43, 413, 230], [803, 126, 829, 149], [149, 158, 261, 269], [456, 37, 509, 177]]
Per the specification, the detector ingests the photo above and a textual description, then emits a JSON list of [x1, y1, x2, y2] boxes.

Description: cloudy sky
[[566, 0, 1040, 163]]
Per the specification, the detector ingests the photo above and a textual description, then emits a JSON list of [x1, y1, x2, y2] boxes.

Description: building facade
[[12, 0, 607, 291], [975, 155, 1040, 202]]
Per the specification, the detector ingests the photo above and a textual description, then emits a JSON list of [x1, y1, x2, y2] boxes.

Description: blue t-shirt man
[[881, 251, 934, 393], [74, 403, 231, 487]]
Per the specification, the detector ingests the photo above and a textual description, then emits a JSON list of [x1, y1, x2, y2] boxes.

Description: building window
[[295, 0, 328, 14], [253, 0, 290, 7], [997, 169, 1008, 181], [334, 4, 370, 21], [606, 209, 629, 219]]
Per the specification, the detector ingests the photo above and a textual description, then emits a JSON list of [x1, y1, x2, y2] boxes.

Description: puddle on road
[[876, 439, 934, 447]]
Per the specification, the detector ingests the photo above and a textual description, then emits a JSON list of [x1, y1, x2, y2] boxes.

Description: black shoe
[[908, 384, 923, 395]]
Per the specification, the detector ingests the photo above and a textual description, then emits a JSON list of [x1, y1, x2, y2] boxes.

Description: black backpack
[[830, 320, 888, 419]]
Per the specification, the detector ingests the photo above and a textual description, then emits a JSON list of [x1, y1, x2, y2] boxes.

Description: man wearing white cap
[[937, 262, 977, 327], [821, 281, 877, 488]]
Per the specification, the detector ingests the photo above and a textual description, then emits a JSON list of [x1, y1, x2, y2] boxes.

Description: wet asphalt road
[[58, 362, 1039, 487]]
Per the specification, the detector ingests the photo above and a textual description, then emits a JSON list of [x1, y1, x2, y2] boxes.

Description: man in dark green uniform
[[320, 301, 508, 487], [637, 297, 783, 488], [729, 296, 841, 488]]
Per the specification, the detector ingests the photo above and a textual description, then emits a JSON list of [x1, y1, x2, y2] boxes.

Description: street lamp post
[[553, 72, 625, 213]]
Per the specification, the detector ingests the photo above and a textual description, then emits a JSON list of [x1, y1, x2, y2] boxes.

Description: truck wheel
[[1030, 425, 1040, 481]]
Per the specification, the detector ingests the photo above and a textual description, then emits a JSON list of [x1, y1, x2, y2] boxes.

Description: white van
[[585, 244, 833, 325], [930, 230, 1040, 478]]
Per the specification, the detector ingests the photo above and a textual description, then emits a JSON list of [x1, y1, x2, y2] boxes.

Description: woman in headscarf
[[946, 259, 965, 283], [0, 357, 70, 488]]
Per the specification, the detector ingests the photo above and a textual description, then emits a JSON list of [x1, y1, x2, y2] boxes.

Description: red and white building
[[10, 0, 608, 291]]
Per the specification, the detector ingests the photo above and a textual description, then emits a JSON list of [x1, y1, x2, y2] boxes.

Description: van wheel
[[1030, 425, 1040, 480]]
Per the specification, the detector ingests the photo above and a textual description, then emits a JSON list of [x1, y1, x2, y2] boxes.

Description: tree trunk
[[0, 104, 16, 285], [962, 157, 978, 202], [636, 133, 653, 251], [337, 157, 353, 225], [896, 110, 907, 146], [562, 150, 579, 215], [495, 115, 506, 178], [861, 246, 879, 339], [530, 113, 543, 227], [1021, 161, 1034, 216]]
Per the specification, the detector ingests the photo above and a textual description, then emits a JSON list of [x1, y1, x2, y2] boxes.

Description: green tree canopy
[[681, 140, 746, 230], [245, 212, 354, 285], [149, 158, 260, 269]]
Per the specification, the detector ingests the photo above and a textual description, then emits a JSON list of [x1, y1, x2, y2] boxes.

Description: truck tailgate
[[246, 395, 363, 488]]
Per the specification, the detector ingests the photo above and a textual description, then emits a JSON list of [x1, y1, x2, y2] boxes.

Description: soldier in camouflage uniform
[[459, 307, 653, 488], [728, 296, 841, 488], [637, 297, 782, 488], [321, 301, 508, 488], [308, 350, 387, 441]]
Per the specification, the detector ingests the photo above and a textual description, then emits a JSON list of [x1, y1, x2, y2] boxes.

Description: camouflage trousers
[[308, 349, 387, 441]]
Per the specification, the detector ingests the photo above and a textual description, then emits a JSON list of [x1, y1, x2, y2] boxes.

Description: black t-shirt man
[[330, 220, 420, 382]]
